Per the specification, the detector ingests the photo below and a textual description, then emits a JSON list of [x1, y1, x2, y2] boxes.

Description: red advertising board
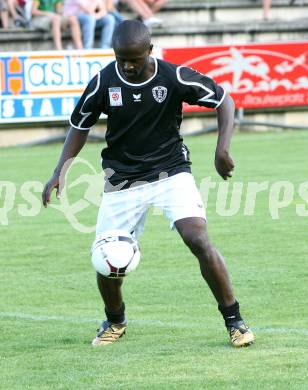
[[163, 42, 308, 111]]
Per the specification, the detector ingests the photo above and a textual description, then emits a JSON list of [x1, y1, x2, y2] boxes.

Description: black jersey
[[70, 58, 225, 190]]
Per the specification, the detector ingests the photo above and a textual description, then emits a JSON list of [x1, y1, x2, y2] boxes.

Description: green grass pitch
[[0, 130, 308, 389]]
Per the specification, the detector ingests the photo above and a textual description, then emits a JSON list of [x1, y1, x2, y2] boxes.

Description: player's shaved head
[[112, 20, 151, 52], [113, 20, 154, 83]]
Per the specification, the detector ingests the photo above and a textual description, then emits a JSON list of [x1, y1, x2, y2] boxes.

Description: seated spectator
[[94, 0, 116, 48], [0, 0, 9, 29], [122, 0, 166, 27], [64, 0, 96, 48], [106, 0, 124, 26], [64, 0, 116, 48], [262, 0, 271, 20], [144, 0, 165, 13], [32, 0, 83, 50], [7, 0, 31, 27]]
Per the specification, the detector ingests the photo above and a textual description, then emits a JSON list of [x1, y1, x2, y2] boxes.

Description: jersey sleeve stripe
[[69, 118, 91, 130], [70, 72, 101, 129], [214, 87, 226, 109], [176, 65, 216, 103]]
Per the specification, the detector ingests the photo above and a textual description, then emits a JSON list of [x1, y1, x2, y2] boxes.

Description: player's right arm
[[42, 127, 89, 207], [42, 73, 105, 207]]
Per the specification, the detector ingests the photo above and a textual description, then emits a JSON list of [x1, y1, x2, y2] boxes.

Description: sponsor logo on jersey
[[152, 86, 167, 103], [109, 87, 123, 106], [133, 93, 141, 102]]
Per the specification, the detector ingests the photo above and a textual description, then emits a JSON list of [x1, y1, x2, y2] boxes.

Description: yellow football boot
[[92, 320, 127, 346], [227, 321, 255, 348]]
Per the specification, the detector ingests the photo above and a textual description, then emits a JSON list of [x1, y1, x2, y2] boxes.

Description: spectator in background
[[0, 0, 9, 28], [144, 0, 165, 13], [94, 0, 116, 48], [122, 0, 166, 27], [263, 0, 300, 20], [64, 0, 96, 48], [7, 0, 31, 27], [32, 0, 83, 50], [262, 0, 271, 20], [106, 0, 124, 25], [64, 0, 116, 49]]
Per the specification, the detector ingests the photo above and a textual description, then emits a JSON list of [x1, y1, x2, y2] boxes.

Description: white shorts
[[96, 172, 206, 239]]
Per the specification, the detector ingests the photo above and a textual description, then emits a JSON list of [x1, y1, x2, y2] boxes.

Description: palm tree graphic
[[207, 47, 270, 90]]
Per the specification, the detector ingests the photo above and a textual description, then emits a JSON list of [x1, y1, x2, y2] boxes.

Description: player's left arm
[[215, 93, 235, 180], [177, 65, 235, 180]]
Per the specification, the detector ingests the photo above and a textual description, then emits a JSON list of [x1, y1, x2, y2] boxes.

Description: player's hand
[[215, 150, 235, 180], [42, 172, 62, 208]]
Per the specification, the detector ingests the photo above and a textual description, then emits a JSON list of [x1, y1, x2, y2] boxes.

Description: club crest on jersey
[[109, 87, 123, 106], [152, 86, 167, 103]]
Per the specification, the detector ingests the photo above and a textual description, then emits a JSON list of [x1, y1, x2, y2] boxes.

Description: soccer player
[[42, 20, 255, 348]]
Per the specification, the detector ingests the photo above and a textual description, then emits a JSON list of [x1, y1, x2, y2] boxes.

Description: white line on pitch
[[1, 312, 308, 335]]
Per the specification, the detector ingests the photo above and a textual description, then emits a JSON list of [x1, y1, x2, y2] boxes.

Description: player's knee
[[182, 232, 207, 256], [182, 230, 217, 263], [97, 272, 123, 287]]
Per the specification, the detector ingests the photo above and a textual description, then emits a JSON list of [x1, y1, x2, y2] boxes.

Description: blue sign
[[0, 50, 115, 123]]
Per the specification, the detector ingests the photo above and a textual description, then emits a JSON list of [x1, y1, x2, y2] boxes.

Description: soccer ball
[[91, 230, 140, 278]]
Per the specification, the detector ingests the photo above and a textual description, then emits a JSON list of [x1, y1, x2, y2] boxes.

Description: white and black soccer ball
[[91, 230, 140, 278]]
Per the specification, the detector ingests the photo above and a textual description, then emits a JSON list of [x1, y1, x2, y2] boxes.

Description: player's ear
[[149, 44, 153, 54]]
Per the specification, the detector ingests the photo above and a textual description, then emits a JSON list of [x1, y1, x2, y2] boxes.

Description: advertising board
[[0, 50, 115, 123], [163, 42, 308, 112], [1, 43, 307, 122]]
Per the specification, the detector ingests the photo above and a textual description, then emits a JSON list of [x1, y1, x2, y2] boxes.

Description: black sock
[[218, 300, 243, 327], [105, 302, 125, 324]]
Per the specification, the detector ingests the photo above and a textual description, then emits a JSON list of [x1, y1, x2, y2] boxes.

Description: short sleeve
[[177, 66, 225, 109], [70, 72, 105, 130]]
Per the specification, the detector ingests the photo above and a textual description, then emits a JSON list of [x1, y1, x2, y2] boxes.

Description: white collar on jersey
[[115, 57, 158, 87]]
